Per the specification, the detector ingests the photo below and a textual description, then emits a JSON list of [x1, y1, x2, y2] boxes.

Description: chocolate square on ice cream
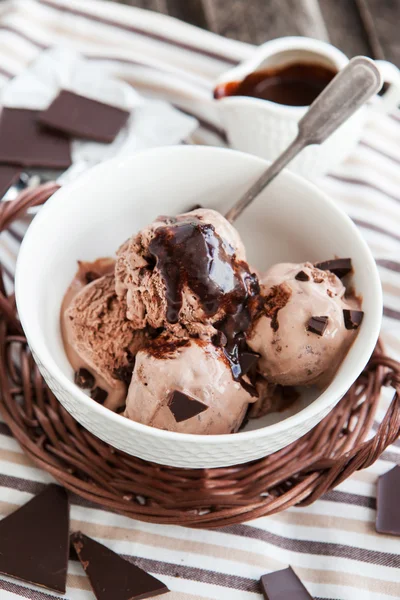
[[168, 390, 208, 422]]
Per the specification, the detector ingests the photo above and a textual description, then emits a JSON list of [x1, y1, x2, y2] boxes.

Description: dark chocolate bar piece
[[376, 466, 400, 536], [72, 531, 169, 600], [168, 390, 208, 422], [0, 165, 21, 198], [315, 258, 352, 278], [39, 90, 130, 143], [0, 108, 71, 168], [260, 566, 313, 599], [0, 484, 69, 592]]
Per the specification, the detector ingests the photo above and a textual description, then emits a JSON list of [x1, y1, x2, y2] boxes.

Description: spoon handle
[[225, 56, 382, 224]]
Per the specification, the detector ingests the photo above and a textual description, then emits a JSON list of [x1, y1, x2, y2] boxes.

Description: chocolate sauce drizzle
[[148, 215, 260, 394]]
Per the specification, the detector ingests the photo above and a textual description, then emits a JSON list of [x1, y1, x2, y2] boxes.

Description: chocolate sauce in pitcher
[[214, 61, 337, 106]]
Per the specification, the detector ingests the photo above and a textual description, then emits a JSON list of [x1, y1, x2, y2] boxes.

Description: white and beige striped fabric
[[0, 1, 399, 599]]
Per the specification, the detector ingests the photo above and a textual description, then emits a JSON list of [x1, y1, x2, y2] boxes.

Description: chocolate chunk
[[72, 531, 169, 600], [239, 350, 260, 375], [0, 484, 69, 592], [307, 316, 328, 336], [343, 309, 364, 330], [168, 390, 208, 422], [240, 378, 259, 398], [75, 368, 95, 389], [260, 566, 313, 599], [39, 90, 130, 143], [0, 165, 21, 198], [376, 466, 400, 536], [91, 387, 108, 404], [0, 108, 71, 168], [315, 258, 352, 278], [113, 364, 134, 385], [212, 330, 228, 347], [85, 271, 102, 284], [295, 270, 310, 282], [263, 284, 292, 332]]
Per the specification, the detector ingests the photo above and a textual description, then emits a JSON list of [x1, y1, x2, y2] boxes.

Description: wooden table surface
[[111, 0, 400, 68]]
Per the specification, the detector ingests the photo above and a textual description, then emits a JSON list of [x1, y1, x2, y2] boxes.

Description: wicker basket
[[0, 183, 399, 528]]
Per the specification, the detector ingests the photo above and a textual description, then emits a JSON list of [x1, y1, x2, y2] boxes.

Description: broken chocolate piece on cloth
[[306, 316, 328, 336], [72, 531, 169, 600], [168, 390, 208, 422], [260, 566, 313, 599], [0, 108, 71, 168], [39, 90, 130, 143], [0, 484, 69, 592], [376, 466, 400, 536], [315, 258, 352, 278]]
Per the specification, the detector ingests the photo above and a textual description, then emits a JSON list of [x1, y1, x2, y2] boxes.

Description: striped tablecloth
[[0, 1, 399, 599]]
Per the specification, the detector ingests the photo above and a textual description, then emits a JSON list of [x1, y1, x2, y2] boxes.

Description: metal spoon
[[225, 56, 382, 223]]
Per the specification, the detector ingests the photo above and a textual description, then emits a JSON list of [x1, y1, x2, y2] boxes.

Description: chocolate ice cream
[[115, 208, 253, 337], [125, 338, 255, 434], [62, 260, 145, 410], [248, 262, 362, 387], [61, 207, 364, 436]]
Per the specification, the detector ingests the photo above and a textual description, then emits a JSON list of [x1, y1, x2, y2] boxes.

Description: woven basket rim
[[0, 182, 399, 528]]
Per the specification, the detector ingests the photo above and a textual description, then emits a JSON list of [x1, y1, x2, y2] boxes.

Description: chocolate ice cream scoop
[[125, 338, 256, 434], [115, 208, 258, 336], [247, 262, 362, 387], [61, 262, 145, 410]]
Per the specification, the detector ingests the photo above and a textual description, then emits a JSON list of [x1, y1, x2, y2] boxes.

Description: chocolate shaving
[[376, 466, 400, 536], [71, 531, 169, 600], [343, 309, 364, 330], [295, 270, 310, 281], [168, 390, 208, 422], [91, 387, 108, 404], [0, 485, 69, 593], [315, 258, 352, 278], [307, 316, 328, 336], [260, 566, 313, 599], [263, 284, 291, 332], [74, 368, 95, 390]]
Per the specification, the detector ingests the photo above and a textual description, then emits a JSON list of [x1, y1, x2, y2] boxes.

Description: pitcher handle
[[373, 60, 400, 114]]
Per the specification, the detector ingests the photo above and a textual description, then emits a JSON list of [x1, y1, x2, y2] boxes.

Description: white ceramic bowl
[[16, 146, 382, 468]]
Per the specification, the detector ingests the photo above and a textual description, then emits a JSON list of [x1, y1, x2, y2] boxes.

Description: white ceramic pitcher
[[214, 37, 400, 180]]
